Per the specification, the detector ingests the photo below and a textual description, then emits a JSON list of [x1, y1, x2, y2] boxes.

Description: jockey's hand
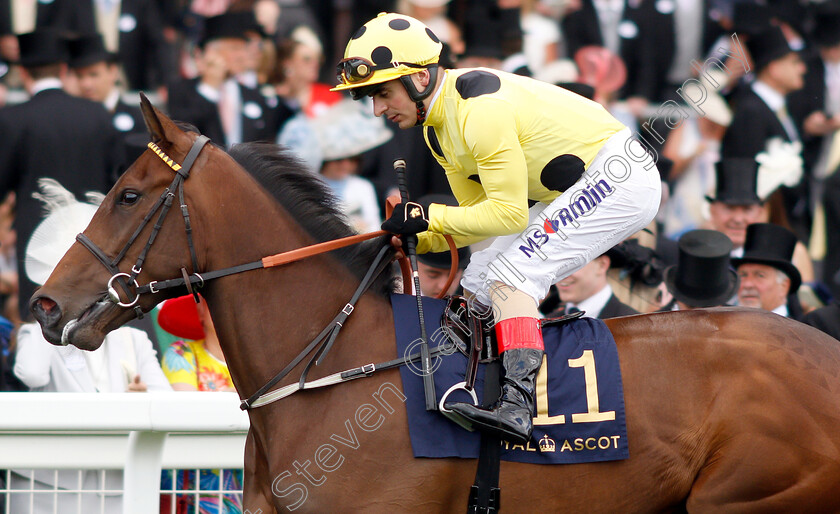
[[381, 201, 429, 235], [389, 235, 406, 260]]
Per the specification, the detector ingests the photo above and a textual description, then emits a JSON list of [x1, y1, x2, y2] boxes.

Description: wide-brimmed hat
[[664, 229, 739, 307], [706, 157, 762, 205], [67, 33, 116, 69], [746, 25, 794, 72], [25, 180, 101, 286], [731, 223, 801, 292], [157, 294, 206, 340], [17, 30, 68, 68], [311, 99, 393, 162]]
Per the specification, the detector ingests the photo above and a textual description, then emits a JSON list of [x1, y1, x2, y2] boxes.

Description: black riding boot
[[446, 317, 544, 444]]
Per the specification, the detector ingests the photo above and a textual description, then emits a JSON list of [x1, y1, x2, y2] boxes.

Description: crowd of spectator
[[0, 0, 839, 509]]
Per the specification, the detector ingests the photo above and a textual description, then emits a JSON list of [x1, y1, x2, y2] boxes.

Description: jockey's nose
[[30, 294, 63, 328]]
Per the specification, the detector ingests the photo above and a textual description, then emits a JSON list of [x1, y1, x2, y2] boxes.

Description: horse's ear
[[139, 92, 166, 143]]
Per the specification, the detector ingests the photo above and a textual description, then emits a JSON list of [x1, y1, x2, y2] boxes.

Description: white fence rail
[[0, 393, 249, 514]]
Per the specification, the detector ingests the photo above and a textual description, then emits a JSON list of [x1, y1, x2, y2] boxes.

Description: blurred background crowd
[[0, 0, 836, 376], [0, 0, 839, 510]]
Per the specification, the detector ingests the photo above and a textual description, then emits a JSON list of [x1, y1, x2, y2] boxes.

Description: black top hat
[[557, 82, 595, 100], [417, 246, 471, 270], [733, 2, 771, 37], [17, 30, 68, 68], [706, 158, 762, 205], [664, 229, 739, 307], [200, 13, 249, 47], [228, 11, 265, 38], [731, 223, 801, 292], [67, 33, 116, 69], [656, 156, 674, 182], [813, 2, 840, 48], [746, 25, 794, 72]]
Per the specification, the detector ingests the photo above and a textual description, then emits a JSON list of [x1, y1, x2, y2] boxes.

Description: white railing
[[0, 393, 249, 514]]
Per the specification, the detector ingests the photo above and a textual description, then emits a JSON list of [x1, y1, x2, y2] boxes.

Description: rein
[[76, 134, 460, 411]]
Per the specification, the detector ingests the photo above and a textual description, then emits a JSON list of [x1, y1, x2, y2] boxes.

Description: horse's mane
[[227, 142, 396, 296]]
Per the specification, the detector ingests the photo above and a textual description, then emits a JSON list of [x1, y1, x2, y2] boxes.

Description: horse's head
[[31, 95, 215, 350]]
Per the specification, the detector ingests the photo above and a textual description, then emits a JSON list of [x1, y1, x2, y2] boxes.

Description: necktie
[[566, 306, 581, 315], [218, 82, 237, 144], [776, 105, 800, 143]]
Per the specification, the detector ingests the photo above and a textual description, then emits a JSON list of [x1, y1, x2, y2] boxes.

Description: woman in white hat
[[10, 180, 171, 513], [311, 98, 393, 233]]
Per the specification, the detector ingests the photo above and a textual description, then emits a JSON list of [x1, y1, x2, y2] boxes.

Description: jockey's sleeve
[[422, 98, 530, 250], [417, 164, 487, 253]]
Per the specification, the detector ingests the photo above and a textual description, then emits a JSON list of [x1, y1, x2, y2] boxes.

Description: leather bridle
[[70, 132, 464, 410], [76, 135, 210, 318]]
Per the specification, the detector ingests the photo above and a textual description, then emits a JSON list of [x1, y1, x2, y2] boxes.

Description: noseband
[[76, 135, 210, 318]]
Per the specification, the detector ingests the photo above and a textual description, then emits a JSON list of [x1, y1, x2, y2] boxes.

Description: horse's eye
[[119, 191, 140, 206]]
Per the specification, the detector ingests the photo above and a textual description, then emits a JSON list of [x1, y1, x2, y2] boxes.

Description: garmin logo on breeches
[[519, 178, 614, 259]]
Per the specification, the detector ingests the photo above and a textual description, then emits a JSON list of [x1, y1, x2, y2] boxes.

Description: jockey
[[333, 12, 660, 444]]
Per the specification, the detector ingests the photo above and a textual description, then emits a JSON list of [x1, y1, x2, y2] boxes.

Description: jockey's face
[[371, 72, 430, 129]]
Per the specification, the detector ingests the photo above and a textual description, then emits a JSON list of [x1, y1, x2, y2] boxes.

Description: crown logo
[[538, 435, 556, 453]]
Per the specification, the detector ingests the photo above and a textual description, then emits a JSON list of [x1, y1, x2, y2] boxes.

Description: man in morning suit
[[168, 13, 275, 148], [67, 33, 145, 155], [733, 223, 802, 320], [0, 30, 119, 320], [662, 229, 740, 310], [549, 251, 638, 319], [721, 24, 808, 237]]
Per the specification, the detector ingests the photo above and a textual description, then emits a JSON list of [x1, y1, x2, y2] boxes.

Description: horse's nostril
[[30, 295, 62, 327], [39, 297, 57, 314]]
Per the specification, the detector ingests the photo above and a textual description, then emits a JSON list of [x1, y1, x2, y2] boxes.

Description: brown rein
[[261, 195, 459, 299]]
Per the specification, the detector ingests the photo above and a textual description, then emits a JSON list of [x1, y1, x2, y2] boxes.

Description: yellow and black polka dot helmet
[[332, 12, 443, 99]]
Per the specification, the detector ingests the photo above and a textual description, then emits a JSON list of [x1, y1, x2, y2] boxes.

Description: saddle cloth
[[391, 294, 629, 465]]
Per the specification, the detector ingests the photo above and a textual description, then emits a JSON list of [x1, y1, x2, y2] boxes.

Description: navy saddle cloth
[[391, 294, 629, 465]]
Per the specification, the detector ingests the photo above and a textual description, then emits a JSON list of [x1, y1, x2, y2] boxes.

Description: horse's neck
[[194, 178, 396, 402]]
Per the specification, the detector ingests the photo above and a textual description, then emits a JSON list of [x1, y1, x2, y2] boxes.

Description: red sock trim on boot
[[495, 317, 544, 353]]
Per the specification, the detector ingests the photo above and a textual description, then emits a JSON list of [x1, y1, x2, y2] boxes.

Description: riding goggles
[[335, 57, 428, 85]]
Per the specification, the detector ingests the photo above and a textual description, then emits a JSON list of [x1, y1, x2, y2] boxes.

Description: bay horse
[[30, 98, 840, 513]]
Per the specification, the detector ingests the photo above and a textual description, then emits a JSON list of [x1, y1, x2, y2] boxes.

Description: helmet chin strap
[[399, 65, 439, 126]]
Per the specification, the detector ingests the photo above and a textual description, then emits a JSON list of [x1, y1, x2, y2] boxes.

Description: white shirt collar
[[771, 303, 789, 317], [751, 80, 785, 112], [104, 89, 120, 112], [31, 78, 63, 96], [568, 284, 613, 318]]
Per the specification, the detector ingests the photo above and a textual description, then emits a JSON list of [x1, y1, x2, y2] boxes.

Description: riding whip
[[394, 159, 437, 411]]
